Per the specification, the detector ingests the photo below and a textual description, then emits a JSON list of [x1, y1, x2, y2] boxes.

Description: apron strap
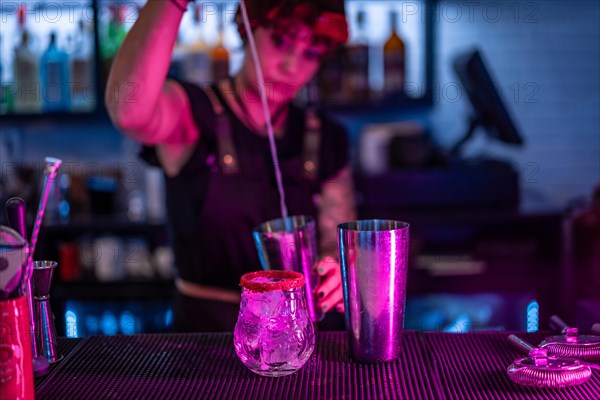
[[203, 85, 239, 175], [204, 85, 322, 180], [302, 107, 322, 181]]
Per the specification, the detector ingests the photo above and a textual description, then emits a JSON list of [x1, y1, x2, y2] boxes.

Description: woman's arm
[[314, 166, 357, 312], [105, 1, 197, 147]]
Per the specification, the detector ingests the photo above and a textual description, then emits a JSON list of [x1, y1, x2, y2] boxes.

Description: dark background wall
[[2, 0, 599, 210]]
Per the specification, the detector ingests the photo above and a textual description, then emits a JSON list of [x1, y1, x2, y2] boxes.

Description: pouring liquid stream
[[239, 1, 291, 231]]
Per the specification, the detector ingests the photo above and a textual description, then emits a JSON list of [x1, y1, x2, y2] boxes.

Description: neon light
[[120, 311, 136, 335], [85, 316, 98, 336], [65, 310, 78, 338], [100, 312, 118, 335], [444, 314, 471, 333], [165, 308, 173, 327], [526, 300, 539, 332]]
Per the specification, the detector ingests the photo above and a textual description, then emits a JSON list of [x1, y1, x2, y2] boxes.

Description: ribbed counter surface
[[423, 332, 600, 400], [35, 332, 600, 400]]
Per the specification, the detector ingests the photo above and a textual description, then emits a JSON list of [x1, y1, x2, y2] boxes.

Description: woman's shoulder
[[168, 78, 224, 140], [139, 79, 219, 176], [168, 78, 214, 115]]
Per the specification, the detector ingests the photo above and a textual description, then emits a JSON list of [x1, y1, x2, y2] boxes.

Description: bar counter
[[35, 332, 599, 399]]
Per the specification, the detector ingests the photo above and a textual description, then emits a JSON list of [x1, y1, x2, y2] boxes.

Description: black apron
[[169, 83, 322, 292]]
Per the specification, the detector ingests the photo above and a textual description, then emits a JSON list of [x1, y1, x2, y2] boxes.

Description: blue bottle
[[40, 32, 70, 112]]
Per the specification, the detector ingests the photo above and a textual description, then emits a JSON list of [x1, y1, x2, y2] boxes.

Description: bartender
[[106, 0, 356, 332]]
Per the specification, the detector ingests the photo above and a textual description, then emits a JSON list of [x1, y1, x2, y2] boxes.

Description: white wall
[[430, 0, 600, 208]]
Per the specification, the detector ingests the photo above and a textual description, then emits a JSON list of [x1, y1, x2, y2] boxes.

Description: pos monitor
[[451, 49, 524, 156]]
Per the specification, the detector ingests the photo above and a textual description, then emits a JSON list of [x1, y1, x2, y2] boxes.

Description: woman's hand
[[314, 166, 356, 314], [313, 256, 345, 313]]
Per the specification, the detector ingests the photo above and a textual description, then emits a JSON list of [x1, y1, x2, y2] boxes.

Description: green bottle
[[101, 4, 128, 85]]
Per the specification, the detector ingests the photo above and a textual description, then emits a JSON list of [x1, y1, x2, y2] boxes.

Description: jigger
[[32, 261, 63, 363]]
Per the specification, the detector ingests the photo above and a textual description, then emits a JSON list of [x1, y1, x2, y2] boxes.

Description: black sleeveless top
[[142, 80, 349, 291]]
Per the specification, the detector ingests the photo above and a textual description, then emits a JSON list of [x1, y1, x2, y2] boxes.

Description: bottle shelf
[[1, 1, 97, 115], [41, 215, 167, 235], [323, 89, 431, 114], [1, 0, 434, 119], [53, 278, 174, 300]]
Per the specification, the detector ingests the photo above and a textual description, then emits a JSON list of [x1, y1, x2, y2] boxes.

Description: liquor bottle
[[71, 20, 95, 111], [40, 31, 71, 112], [343, 10, 370, 101], [107, 5, 128, 50], [181, 4, 212, 85], [317, 46, 345, 104], [383, 9, 406, 95], [13, 5, 41, 113], [211, 18, 230, 82], [101, 4, 128, 87]]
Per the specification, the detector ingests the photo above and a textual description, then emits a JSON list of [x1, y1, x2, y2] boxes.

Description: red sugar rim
[[240, 270, 305, 293]]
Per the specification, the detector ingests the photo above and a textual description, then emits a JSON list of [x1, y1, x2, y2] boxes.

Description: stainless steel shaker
[[338, 220, 410, 362], [253, 215, 323, 323]]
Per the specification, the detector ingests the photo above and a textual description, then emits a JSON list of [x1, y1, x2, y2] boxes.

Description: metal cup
[[253, 215, 323, 323], [338, 220, 410, 362], [32, 261, 63, 363]]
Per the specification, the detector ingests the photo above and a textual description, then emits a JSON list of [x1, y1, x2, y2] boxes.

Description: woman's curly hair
[[235, 0, 346, 43]]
